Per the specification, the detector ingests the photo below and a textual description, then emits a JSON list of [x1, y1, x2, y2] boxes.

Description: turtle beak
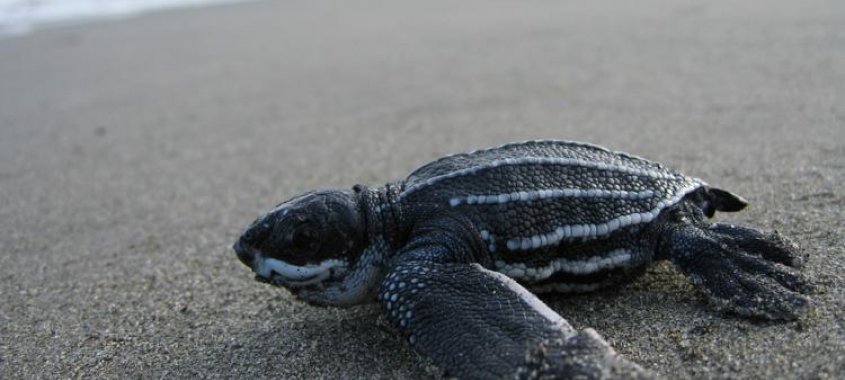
[[234, 216, 273, 269], [233, 240, 254, 269]]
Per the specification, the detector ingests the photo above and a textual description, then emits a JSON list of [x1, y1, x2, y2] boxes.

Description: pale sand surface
[[1, 0, 843, 378]]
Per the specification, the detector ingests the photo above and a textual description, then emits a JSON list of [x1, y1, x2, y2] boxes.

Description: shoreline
[[0, 0, 263, 38]]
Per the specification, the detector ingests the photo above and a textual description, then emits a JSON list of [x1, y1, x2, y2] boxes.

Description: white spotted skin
[[378, 264, 434, 334], [479, 229, 498, 253]]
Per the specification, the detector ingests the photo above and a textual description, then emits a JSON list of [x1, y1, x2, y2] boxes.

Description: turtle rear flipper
[[659, 214, 812, 320], [697, 187, 749, 217], [380, 215, 652, 379]]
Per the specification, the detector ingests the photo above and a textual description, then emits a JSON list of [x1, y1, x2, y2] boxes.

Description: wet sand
[[1, 0, 843, 378]]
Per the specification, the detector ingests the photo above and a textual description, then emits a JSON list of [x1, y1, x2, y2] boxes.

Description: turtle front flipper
[[380, 215, 651, 379], [657, 206, 812, 320]]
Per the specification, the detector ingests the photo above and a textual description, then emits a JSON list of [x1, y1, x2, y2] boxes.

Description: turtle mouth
[[252, 254, 348, 289]]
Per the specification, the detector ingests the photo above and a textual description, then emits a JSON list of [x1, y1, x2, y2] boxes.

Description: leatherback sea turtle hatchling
[[233, 140, 811, 379]]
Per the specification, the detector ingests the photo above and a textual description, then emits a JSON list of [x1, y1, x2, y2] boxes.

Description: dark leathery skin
[[234, 140, 812, 379]]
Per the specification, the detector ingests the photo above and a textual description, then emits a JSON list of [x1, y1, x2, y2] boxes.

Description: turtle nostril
[[243, 229, 257, 243], [233, 240, 254, 268], [242, 220, 270, 246]]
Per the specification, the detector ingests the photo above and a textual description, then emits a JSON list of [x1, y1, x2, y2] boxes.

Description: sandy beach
[[1, 0, 843, 378]]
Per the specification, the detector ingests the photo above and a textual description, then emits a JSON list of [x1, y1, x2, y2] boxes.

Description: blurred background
[[1, 0, 843, 378]]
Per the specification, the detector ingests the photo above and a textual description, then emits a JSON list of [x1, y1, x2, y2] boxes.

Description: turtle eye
[[286, 223, 319, 251]]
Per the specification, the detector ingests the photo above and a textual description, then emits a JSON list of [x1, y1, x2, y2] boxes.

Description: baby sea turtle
[[233, 140, 810, 379]]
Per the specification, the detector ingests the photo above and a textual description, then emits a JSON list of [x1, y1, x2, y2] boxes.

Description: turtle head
[[233, 189, 365, 290]]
